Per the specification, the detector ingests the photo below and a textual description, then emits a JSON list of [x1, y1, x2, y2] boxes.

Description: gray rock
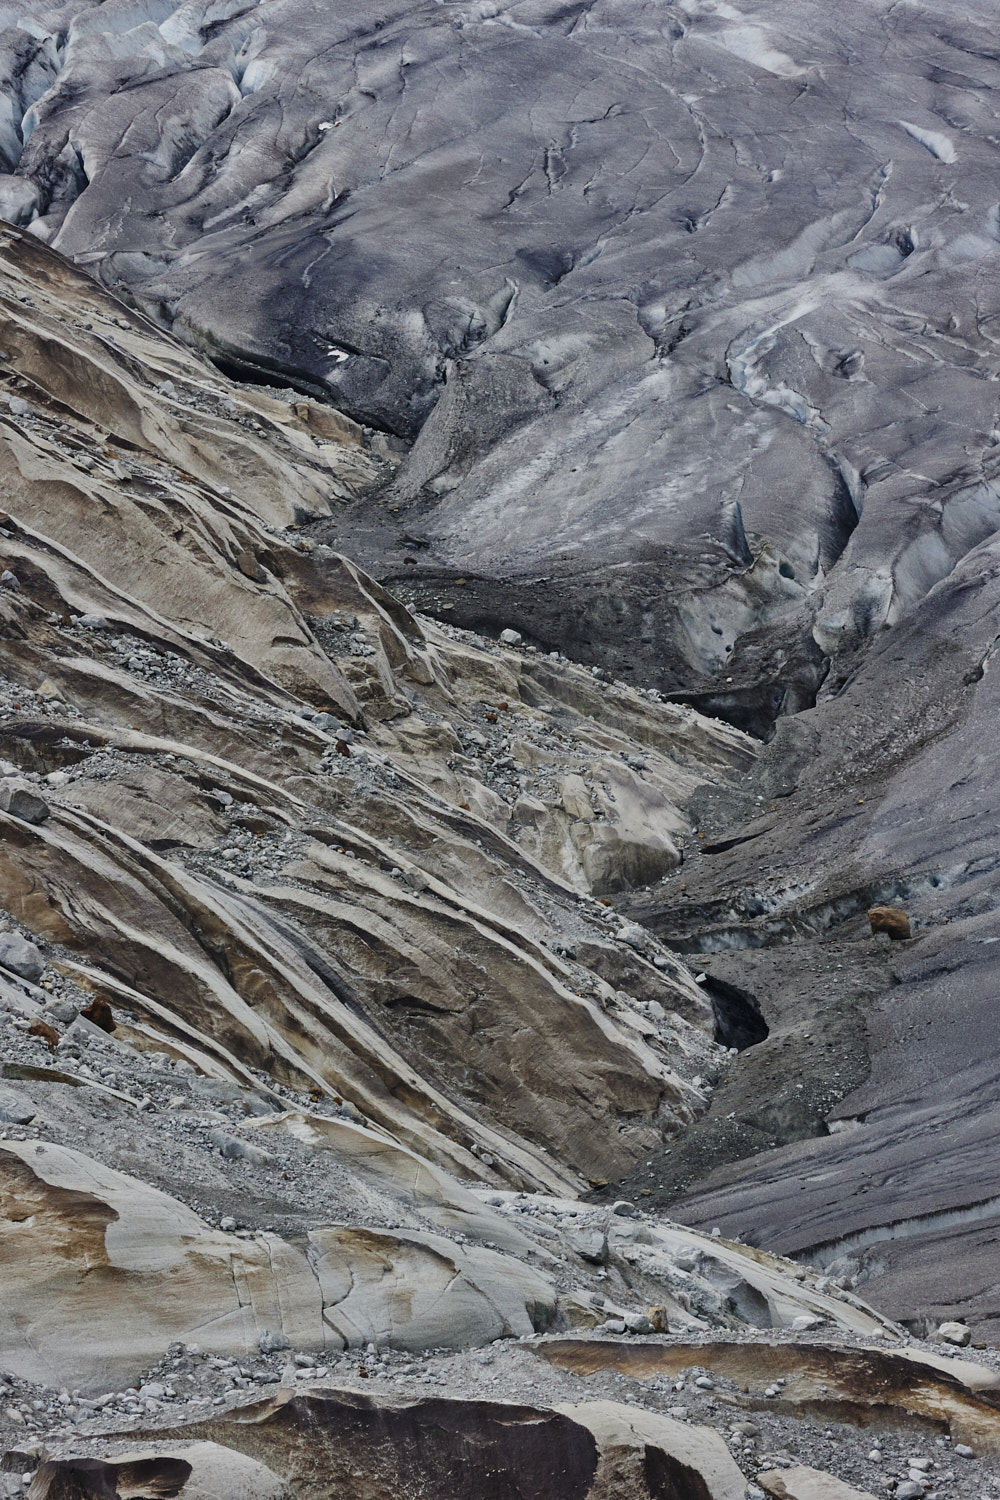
[[44, 1001, 77, 1024], [565, 1226, 608, 1265], [499, 629, 522, 647], [1, 570, 19, 590], [0, 174, 39, 226], [257, 1330, 290, 1355], [0, 1088, 35, 1124], [0, 782, 50, 824], [207, 1130, 276, 1166], [937, 1321, 971, 1347], [190, 1078, 277, 1115], [0, 932, 44, 982]]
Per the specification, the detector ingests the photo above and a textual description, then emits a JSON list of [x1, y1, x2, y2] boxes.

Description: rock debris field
[[2, 1, 1000, 1497]]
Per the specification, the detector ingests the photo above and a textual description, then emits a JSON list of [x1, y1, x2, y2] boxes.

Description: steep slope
[[0, 223, 757, 1193]]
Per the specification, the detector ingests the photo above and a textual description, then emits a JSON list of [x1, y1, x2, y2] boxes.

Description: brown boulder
[[867, 905, 911, 940], [80, 994, 116, 1033], [28, 1458, 193, 1500]]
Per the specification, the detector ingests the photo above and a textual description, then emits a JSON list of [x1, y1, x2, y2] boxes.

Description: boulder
[[93, 1446, 287, 1500], [0, 1087, 35, 1124], [0, 931, 45, 982], [29, 1457, 193, 1500], [866, 906, 911, 940], [0, 781, 50, 825], [80, 994, 115, 1033], [937, 1321, 972, 1347]]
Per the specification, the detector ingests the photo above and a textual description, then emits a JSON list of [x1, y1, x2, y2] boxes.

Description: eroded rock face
[[533, 1337, 1000, 1454], [0, 1134, 893, 1393], [3, 4, 1000, 1332], [28, 1456, 194, 1500], [0, 1139, 558, 1389], [145, 1389, 747, 1500]]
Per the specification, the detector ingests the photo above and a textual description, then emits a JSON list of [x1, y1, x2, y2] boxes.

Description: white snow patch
[[900, 121, 956, 164], [710, 26, 805, 78]]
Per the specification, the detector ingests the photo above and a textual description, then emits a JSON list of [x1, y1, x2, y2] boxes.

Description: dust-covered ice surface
[[4, 0, 1000, 707]]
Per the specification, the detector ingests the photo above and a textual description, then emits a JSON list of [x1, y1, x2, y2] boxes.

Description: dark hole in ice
[[703, 974, 769, 1050]]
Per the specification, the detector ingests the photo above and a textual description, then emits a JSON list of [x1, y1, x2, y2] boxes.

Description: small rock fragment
[[28, 1019, 60, 1049], [236, 550, 266, 582], [258, 1329, 290, 1354], [499, 629, 522, 646]]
